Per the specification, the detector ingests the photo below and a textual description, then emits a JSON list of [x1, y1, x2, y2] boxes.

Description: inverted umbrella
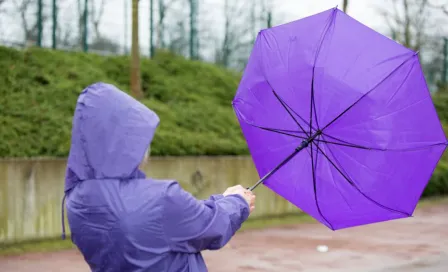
[[233, 7, 447, 230]]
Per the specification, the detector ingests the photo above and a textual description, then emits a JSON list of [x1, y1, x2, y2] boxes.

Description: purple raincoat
[[63, 83, 250, 272]]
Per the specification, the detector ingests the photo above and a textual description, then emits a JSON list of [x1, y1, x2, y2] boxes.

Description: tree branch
[[428, 0, 448, 16]]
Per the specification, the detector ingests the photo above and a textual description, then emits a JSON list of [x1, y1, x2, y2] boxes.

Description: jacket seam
[[161, 184, 174, 251]]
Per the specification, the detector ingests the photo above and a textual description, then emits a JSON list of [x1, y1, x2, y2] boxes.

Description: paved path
[[1, 201, 447, 271]]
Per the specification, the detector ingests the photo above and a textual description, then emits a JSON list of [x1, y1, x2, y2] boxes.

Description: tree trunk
[[342, 0, 348, 13], [130, 0, 143, 98], [157, 0, 165, 48]]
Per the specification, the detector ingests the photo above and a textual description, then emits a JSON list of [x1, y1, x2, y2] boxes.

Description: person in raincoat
[[63, 82, 256, 272]]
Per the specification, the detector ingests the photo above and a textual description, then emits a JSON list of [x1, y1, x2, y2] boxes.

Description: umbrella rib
[[321, 132, 358, 145], [286, 98, 319, 132], [317, 132, 380, 150], [315, 139, 376, 150], [311, 75, 320, 131], [310, 75, 317, 136], [315, 138, 448, 152], [320, 53, 417, 132], [233, 99, 307, 137], [274, 91, 320, 133], [309, 9, 336, 133], [310, 77, 314, 136], [315, 143, 411, 217], [383, 142, 448, 152], [260, 127, 308, 139], [272, 90, 310, 136], [310, 139, 335, 230], [267, 86, 320, 133], [313, 8, 338, 67], [265, 9, 337, 137], [249, 124, 308, 139]]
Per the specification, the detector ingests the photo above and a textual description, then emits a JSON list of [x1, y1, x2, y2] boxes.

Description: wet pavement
[[0, 200, 447, 271], [373, 255, 448, 272]]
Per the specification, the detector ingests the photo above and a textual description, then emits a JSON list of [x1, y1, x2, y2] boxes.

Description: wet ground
[[0, 201, 446, 272]]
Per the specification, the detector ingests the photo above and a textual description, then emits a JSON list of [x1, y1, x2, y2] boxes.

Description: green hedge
[[0, 46, 447, 197], [0, 46, 247, 157], [426, 92, 448, 197]]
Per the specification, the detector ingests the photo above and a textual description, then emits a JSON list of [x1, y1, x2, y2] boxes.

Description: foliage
[[426, 93, 448, 197], [0, 45, 447, 197], [0, 46, 245, 157]]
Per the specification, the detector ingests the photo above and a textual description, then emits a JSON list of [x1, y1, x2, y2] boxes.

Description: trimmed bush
[[0, 46, 246, 157], [0, 46, 447, 197]]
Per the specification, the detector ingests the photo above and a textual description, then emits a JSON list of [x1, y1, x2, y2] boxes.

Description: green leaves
[[0, 46, 247, 157]]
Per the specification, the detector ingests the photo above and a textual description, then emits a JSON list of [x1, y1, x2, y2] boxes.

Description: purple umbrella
[[233, 7, 447, 230]]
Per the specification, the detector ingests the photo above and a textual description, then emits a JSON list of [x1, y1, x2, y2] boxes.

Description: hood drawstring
[[61, 194, 67, 240]]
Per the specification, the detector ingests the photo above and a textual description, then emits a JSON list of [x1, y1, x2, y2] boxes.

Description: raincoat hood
[[64, 82, 160, 192]]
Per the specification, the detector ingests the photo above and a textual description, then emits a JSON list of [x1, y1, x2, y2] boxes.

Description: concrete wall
[[0, 156, 297, 243]]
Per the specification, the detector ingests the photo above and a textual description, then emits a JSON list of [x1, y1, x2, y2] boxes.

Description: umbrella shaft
[[248, 143, 304, 191], [248, 130, 322, 191]]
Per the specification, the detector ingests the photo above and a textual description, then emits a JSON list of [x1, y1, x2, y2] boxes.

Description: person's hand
[[223, 185, 256, 213]]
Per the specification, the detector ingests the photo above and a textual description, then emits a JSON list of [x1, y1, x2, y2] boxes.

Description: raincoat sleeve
[[203, 194, 224, 201], [162, 181, 250, 253]]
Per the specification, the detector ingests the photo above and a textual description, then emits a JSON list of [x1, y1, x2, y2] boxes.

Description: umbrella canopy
[[232, 7, 447, 230]]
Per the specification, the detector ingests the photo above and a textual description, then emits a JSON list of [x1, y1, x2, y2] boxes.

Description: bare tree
[[378, 0, 448, 89], [378, 0, 432, 51], [87, 0, 120, 53], [428, 0, 448, 15], [156, 0, 181, 48], [215, 0, 266, 69], [57, 20, 76, 48], [168, 20, 189, 56], [0, 0, 6, 34], [89, 0, 106, 39], [218, 0, 233, 67], [13, 0, 48, 45], [427, 1, 448, 30], [47, 1, 83, 50], [131, 0, 143, 98], [0, 0, 7, 19], [342, 0, 349, 13], [75, 0, 85, 48]]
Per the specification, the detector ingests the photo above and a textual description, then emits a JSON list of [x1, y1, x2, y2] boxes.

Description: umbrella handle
[[247, 140, 311, 191]]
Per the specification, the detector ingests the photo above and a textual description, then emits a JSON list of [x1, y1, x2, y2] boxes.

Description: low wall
[[0, 156, 297, 243]]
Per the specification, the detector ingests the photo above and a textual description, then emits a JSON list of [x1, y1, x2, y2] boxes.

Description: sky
[[128, 0, 389, 51], [264, 0, 386, 29], [0, 0, 389, 49], [1, 0, 446, 59]]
